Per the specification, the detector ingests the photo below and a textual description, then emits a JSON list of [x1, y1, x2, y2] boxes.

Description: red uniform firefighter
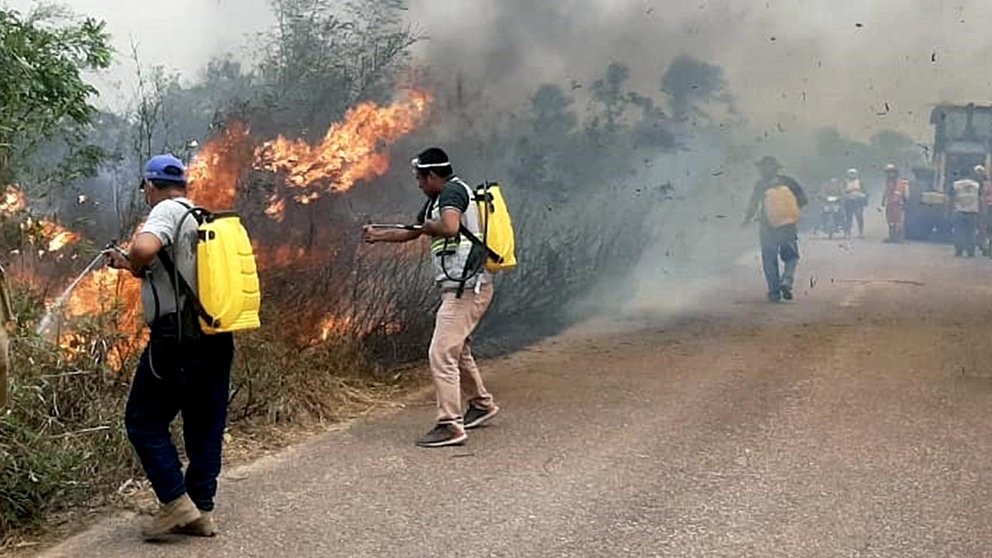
[[976, 165, 992, 256], [881, 163, 909, 243]]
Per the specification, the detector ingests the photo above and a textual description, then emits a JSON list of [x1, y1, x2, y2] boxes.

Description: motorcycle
[[819, 195, 844, 239]]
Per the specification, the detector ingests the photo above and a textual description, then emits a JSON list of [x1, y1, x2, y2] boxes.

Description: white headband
[[411, 157, 451, 168]]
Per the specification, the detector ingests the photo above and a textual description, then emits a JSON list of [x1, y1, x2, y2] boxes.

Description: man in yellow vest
[[743, 156, 808, 302], [947, 166, 983, 257], [362, 148, 500, 448]]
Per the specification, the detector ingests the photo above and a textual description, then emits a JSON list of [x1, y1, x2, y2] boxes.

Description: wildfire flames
[[319, 315, 353, 341], [46, 89, 434, 363], [255, 90, 432, 220], [187, 120, 253, 210], [38, 221, 82, 252], [1, 186, 26, 217], [59, 267, 146, 368], [2, 186, 81, 255]]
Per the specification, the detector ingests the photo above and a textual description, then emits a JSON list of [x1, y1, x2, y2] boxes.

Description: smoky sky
[[6, 0, 992, 139], [3, 0, 272, 108], [407, 0, 992, 140]]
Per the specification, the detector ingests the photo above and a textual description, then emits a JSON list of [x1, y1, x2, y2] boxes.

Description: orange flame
[[318, 315, 353, 341], [57, 90, 433, 356], [60, 267, 146, 370], [255, 90, 432, 220], [22, 217, 82, 254], [46, 229, 80, 252], [1, 186, 26, 217], [187, 120, 253, 210]]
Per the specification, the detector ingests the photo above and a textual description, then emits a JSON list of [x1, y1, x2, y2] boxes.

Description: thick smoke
[[662, 55, 735, 121], [399, 0, 992, 319], [22, 0, 992, 139], [408, 0, 992, 140]]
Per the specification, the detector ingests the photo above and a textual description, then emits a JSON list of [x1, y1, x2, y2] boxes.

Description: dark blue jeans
[[760, 225, 800, 296], [125, 320, 234, 511], [953, 211, 978, 257], [843, 198, 865, 237]]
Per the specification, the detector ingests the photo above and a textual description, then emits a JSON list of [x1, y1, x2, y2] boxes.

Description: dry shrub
[[228, 328, 398, 425], [1, 293, 136, 537]]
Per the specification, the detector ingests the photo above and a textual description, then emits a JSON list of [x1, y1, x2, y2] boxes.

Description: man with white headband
[[362, 147, 500, 447]]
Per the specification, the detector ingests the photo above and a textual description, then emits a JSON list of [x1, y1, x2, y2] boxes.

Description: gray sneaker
[[463, 404, 500, 429], [416, 423, 467, 448]]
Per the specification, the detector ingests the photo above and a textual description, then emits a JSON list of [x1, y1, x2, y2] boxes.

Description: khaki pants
[[429, 283, 494, 425]]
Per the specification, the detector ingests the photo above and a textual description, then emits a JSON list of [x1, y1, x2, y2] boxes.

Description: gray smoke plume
[[21, 0, 992, 140], [407, 0, 992, 141]]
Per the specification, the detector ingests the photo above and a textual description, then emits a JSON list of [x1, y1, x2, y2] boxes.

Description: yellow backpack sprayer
[[466, 181, 516, 273], [162, 201, 261, 339], [371, 180, 516, 273], [369, 180, 516, 296]]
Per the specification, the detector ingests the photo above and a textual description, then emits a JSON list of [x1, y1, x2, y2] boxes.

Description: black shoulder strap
[[458, 224, 503, 264], [455, 182, 504, 264], [158, 249, 219, 328], [157, 199, 219, 328]]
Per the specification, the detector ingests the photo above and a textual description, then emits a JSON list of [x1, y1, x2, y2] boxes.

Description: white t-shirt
[[138, 197, 199, 325]]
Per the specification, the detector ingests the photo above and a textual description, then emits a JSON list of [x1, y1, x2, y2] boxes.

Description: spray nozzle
[[101, 240, 128, 258]]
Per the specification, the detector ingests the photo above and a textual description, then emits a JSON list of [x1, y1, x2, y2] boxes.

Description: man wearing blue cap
[[104, 154, 234, 539]]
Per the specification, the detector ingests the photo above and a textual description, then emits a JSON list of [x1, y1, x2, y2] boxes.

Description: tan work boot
[[171, 510, 217, 537], [141, 494, 201, 539]]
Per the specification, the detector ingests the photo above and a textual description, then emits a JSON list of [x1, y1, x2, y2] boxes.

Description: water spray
[[35, 243, 124, 337]]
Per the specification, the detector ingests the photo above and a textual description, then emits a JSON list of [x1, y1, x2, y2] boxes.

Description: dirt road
[[36, 232, 992, 557]]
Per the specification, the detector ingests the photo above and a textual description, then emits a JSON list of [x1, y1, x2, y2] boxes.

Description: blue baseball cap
[[142, 154, 187, 186]]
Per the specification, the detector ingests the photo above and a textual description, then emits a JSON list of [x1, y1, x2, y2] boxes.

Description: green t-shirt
[[416, 182, 470, 224]]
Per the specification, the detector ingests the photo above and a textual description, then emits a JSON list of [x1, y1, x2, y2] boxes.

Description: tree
[[588, 62, 631, 135], [530, 84, 577, 142], [661, 55, 732, 120], [0, 5, 112, 185], [256, 0, 420, 139]]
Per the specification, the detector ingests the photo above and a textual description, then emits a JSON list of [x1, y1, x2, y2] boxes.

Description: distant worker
[[977, 165, 992, 256], [743, 156, 808, 302], [362, 147, 500, 447], [881, 164, 909, 243], [842, 168, 867, 239], [817, 178, 844, 238], [947, 166, 983, 257]]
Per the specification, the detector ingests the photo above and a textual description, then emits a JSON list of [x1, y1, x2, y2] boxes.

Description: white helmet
[[846, 168, 859, 178]]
